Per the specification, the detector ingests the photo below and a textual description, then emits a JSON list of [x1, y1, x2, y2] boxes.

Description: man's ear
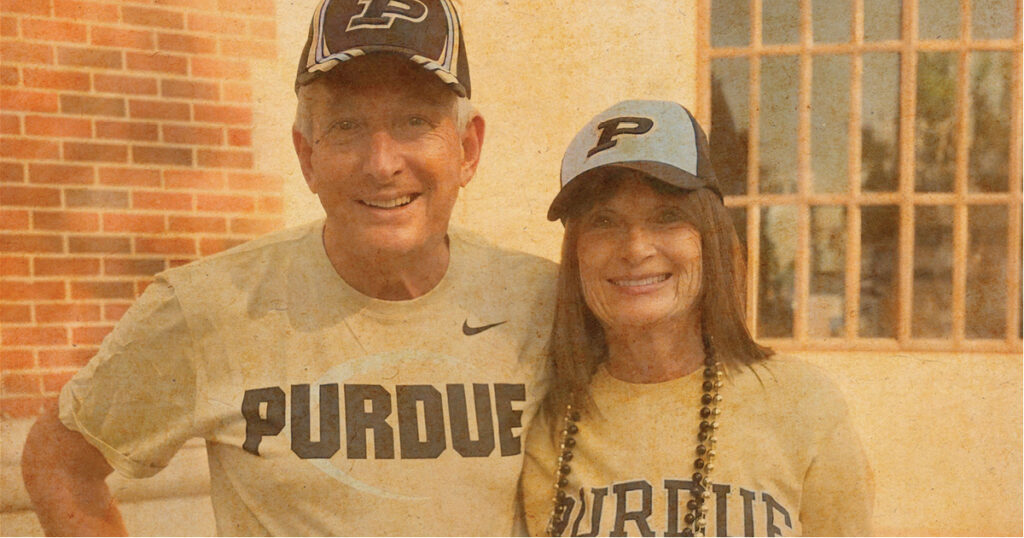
[[458, 114, 485, 187], [293, 127, 318, 193]]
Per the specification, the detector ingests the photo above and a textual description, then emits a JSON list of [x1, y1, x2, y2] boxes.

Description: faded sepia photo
[[1, 0, 1020, 535]]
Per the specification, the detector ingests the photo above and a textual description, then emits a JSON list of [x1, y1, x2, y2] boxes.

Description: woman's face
[[576, 175, 702, 331]]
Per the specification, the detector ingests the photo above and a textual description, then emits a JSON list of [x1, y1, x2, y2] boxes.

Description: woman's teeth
[[612, 274, 670, 287], [363, 195, 413, 209]]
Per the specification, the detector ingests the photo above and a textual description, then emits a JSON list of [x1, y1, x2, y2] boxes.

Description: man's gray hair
[[294, 84, 476, 143]]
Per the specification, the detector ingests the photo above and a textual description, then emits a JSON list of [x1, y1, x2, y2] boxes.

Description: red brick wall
[[1, 0, 284, 419]]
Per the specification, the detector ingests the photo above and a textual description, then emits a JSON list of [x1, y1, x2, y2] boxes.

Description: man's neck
[[321, 225, 451, 301]]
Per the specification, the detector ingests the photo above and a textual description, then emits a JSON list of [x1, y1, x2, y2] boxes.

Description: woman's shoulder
[[732, 355, 851, 422]]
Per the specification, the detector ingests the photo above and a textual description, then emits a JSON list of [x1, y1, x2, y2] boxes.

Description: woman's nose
[[622, 225, 656, 263]]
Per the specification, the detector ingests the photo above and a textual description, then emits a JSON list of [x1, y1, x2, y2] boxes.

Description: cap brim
[[547, 161, 719, 221], [294, 47, 468, 97]]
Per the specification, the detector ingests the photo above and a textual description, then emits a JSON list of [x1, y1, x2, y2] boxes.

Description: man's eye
[[335, 120, 358, 131]]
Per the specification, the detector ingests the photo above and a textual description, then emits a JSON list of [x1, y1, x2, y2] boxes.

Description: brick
[[68, 235, 130, 253], [164, 169, 223, 190], [24, 115, 92, 138], [0, 0, 49, 17], [190, 56, 248, 80], [34, 256, 100, 275], [126, 51, 187, 75], [129, 98, 189, 121], [135, 278, 153, 295], [96, 120, 159, 141], [199, 237, 243, 256], [94, 73, 158, 95], [154, 0, 217, 9], [163, 125, 222, 146], [221, 82, 251, 104], [257, 195, 283, 213], [39, 348, 95, 368], [1, 233, 63, 253], [218, 0, 274, 16], [194, 104, 250, 125], [0, 65, 19, 85], [219, 38, 276, 60], [0, 40, 54, 65], [65, 188, 129, 208], [1, 186, 60, 207], [61, 94, 126, 117], [168, 215, 224, 233], [1, 89, 58, 112], [157, 32, 215, 54], [28, 163, 94, 184], [1, 349, 35, 370], [132, 145, 193, 166], [43, 371, 76, 392], [57, 46, 122, 69], [103, 213, 165, 233], [0, 281, 65, 301], [1, 209, 29, 229], [196, 193, 254, 213], [0, 114, 19, 135], [91, 26, 155, 50], [71, 280, 134, 299], [0, 303, 31, 322], [35, 303, 102, 323], [227, 128, 251, 147], [53, 0, 119, 23], [0, 16, 17, 38], [123, 6, 185, 29], [1, 397, 51, 419], [98, 167, 161, 187], [1, 162, 24, 182], [64, 141, 128, 163], [22, 68, 90, 91], [22, 18, 88, 43], [230, 217, 280, 235], [187, 12, 246, 34], [132, 190, 192, 210], [135, 236, 195, 255], [167, 258, 193, 268], [161, 78, 218, 100], [197, 148, 252, 169], [248, 19, 277, 40], [1, 255, 30, 275], [103, 302, 130, 321], [104, 257, 164, 275], [0, 137, 60, 159], [33, 210, 100, 232], [2, 372, 42, 394]]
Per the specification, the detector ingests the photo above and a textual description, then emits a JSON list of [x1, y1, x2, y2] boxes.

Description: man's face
[[295, 55, 479, 258]]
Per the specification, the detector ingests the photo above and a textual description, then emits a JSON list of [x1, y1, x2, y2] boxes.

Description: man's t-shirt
[[522, 357, 874, 536], [60, 220, 556, 536]]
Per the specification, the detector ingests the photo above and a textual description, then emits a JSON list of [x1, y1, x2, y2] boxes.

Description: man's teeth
[[612, 274, 670, 287], [363, 196, 412, 208]]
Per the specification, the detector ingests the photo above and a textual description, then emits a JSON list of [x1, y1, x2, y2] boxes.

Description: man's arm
[[22, 403, 127, 536]]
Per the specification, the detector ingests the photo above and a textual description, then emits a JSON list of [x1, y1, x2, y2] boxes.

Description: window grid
[[697, 0, 1023, 352]]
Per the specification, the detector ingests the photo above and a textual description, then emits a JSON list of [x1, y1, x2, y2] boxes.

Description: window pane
[[728, 206, 748, 251], [864, 0, 901, 41], [812, 0, 850, 42], [862, 53, 901, 192], [913, 205, 953, 338], [969, 51, 1013, 192], [860, 205, 899, 337], [972, 0, 1017, 39], [760, 56, 800, 194], [812, 55, 850, 193], [763, 0, 801, 44], [915, 52, 958, 192], [758, 206, 797, 337], [967, 205, 1008, 338], [711, 58, 750, 196], [810, 206, 846, 337], [712, 0, 751, 47], [919, 0, 961, 40]]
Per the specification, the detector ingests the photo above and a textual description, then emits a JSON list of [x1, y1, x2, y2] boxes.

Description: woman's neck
[[604, 316, 704, 384]]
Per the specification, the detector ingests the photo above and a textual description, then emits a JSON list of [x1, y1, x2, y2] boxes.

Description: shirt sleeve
[[799, 403, 875, 536], [59, 277, 200, 479]]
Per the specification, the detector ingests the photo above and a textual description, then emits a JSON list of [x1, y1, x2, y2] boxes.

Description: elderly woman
[[522, 101, 873, 537]]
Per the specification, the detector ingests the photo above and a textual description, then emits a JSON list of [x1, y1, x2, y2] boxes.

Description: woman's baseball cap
[[295, 0, 471, 98], [548, 100, 721, 221]]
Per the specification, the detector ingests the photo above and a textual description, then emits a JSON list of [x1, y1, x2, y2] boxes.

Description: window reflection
[[864, 0, 902, 41], [972, 0, 1017, 39], [763, 0, 801, 44], [919, 0, 961, 39], [712, 0, 749, 47], [913, 206, 954, 337], [758, 206, 797, 337], [862, 53, 901, 192], [915, 52, 958, 192], [813, 0, 850, 42], [760, 56, 800, 194], [969, 52, 1013, 192], [967, 205, 1008, 338], [810, 206, 846, 337], [860, 206, 899, 337], [812, 55, 850, 193], [711, 58, 750, 196]]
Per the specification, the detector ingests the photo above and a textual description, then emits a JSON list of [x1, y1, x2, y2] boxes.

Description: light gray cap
[[548, 100, 720, 221]]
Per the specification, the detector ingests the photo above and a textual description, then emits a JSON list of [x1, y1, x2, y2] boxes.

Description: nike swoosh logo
[[462, 319, 507, 336]]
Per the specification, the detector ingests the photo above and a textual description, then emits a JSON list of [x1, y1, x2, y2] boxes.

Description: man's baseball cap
[[295, 0, 471, 98], [548, 100, 721, 221]]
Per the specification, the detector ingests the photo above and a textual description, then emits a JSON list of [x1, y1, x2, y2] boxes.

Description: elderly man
[[21, 1, 555, 535]]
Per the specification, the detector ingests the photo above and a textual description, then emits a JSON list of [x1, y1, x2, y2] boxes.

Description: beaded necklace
[[545, 335, 723, 537]]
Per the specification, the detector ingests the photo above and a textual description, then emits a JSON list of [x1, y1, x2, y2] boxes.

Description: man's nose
[[362, 129, 404, 182], [622, 225, 656, 264]]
